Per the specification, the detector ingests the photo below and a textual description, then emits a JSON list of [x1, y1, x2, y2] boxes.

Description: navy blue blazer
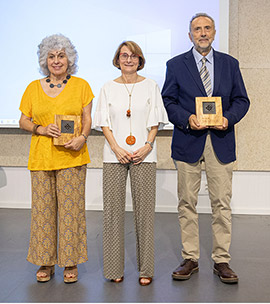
[[161, 48, 250, 164]]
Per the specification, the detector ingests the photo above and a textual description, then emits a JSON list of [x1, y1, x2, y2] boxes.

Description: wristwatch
[[145, 141, 153, 149]]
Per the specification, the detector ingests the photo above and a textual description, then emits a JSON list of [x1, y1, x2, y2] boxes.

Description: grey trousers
[[103, 162, 156, 280]]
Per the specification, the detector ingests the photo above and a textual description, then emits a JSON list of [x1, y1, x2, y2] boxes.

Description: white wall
[[0, 167, 269, 215]]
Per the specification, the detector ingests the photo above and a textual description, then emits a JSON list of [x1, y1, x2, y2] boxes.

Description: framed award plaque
[[53, 115, 81, 146], [195, 97, 223, 126]]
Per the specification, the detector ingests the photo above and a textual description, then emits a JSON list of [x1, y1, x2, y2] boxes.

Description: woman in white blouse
[[93, 41, 168, 286]]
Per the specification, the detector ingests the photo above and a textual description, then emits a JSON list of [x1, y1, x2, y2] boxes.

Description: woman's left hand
[[131, 144, 152, 165], [64, 135, 86, 151]]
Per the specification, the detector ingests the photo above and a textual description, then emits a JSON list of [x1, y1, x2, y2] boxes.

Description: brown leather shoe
[[172, 259, 199, 280], [214, 263, 238, 284]]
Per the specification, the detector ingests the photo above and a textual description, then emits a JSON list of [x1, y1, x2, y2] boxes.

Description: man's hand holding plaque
[[193, 96, 227, 130], [189, 115, 228, 131]]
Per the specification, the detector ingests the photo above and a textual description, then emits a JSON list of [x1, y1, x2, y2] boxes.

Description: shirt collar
[[192, 47, 214, 65]]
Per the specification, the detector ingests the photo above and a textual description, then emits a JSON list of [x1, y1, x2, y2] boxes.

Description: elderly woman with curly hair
[[19, 34, 94, 283]]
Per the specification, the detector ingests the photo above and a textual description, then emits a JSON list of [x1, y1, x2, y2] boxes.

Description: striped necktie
[[200, 57, 212, 97]]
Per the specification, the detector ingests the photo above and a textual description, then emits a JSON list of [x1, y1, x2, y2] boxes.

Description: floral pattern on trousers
[[27, 165, 88, 267]]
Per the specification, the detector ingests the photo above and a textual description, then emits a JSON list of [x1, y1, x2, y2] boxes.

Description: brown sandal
[[111, 276, 124, 283], [64, 266, 78, 284], [139, 277, 152, 286], [36, 265, 55, 282]]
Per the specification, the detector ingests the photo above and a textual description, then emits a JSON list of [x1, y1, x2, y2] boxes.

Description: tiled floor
[[0, 209, 270, 302]]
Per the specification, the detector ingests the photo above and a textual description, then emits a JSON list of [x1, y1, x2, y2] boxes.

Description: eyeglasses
[[119, 53, 139, 61]]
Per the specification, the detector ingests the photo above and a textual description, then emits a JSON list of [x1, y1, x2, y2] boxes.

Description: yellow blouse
[[19, 76, 94, 171]]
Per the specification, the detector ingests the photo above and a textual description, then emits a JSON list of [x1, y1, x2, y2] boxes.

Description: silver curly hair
[[38, 34, 78, 76], [189, 13, 215, 32]]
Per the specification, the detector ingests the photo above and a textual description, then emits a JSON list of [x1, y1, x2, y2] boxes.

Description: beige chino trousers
[[175, 134, 234, 263]]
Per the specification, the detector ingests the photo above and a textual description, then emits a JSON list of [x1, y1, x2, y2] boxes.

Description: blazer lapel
[[213, 50, 223, 95], [184, 49, 206, 96]]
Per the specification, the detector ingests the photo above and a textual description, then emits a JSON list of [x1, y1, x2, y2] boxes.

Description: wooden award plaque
[[53, 115, 81, 146], [195, 97, 223, 126]]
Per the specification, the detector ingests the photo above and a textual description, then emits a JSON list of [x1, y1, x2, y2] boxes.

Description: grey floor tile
[[0, 209, 270, 302]]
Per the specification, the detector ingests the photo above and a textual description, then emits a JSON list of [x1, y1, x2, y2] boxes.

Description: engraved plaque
[[203, 102, 216, 114], [61, 120, 74, 134], [53, 115, 81, 146], [196, 97, 223, 126]]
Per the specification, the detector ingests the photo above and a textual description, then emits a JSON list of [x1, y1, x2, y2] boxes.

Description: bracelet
[[81, 133, 88, 142], [33, 124, 41, 135], [145, 141, 153, 149]]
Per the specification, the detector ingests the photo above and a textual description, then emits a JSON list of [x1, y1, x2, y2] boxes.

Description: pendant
[[126, 135, 136, 145], [126, 109, 131, 117]]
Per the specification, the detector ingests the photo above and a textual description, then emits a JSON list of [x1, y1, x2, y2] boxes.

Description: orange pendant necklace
[[126, 135, 136, 145], [122, 75, 137, 145]]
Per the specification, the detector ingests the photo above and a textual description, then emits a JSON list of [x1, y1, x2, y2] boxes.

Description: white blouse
[[93, 78, 168, 163]]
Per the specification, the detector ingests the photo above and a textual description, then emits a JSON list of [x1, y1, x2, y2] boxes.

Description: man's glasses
[[119, 53, 139, 61]]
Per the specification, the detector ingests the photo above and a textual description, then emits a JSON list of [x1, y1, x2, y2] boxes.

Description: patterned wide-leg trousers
[[27, 165, 88, 267], [103, 162, 156, 280]]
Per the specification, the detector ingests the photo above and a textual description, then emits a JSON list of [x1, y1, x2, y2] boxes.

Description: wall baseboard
[[1, 201, 269, 215], [1, 167, 270, 215]]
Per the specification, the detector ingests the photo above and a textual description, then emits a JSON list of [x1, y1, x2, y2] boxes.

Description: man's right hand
[[188, 114, 208, 130]]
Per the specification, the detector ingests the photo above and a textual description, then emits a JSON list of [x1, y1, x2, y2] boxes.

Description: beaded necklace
[[46, 74, 71, 88]]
